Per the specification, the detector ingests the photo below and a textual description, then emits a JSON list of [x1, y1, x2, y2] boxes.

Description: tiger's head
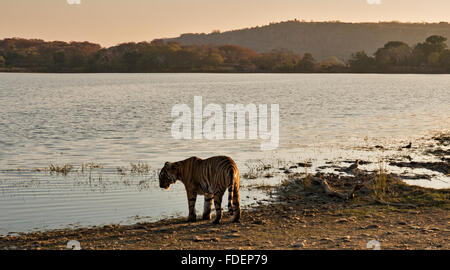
[[159, 162, 179, 190]]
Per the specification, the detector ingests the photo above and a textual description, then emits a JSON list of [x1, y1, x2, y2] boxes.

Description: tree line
[[166, 20, 450, 62], [348, 35, 450, 73], [0, 35, 449, 73]]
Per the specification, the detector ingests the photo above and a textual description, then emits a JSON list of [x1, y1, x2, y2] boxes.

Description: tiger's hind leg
[[212, 190, 225, 224], [202, 194, 213, 220], [227, 185, 234, 215], [232, 181, 241, 223]]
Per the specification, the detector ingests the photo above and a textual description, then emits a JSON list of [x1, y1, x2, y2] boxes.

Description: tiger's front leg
[[202, 194, 213, 220], [187, 190, 197, 222]]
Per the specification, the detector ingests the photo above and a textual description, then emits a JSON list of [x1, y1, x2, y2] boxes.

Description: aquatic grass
[[130, 161, 150, 174], [81, 162, 103, 173], [48, 163, 73, 175], [373, 160, 388, 201], [243, 160, 274, 179], [303, 166, 311, 189], [243, 163, 261, 179], [246, 182, 276, 191], [116, 166, 128, 176]]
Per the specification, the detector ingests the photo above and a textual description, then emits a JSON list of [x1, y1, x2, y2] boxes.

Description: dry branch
[[310, 176, 371, 200]]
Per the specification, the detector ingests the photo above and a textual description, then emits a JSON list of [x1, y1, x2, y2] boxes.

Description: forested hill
[[165, 21, 450, 61]]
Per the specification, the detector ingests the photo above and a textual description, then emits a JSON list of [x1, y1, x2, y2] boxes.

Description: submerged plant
[[81, 162, 103, 173], [49, 163, 73, 175], [116, 166, 128, 176], [130, 161, 150, 174]]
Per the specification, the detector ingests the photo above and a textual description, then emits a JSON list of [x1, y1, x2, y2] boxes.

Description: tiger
[[158, 156, 241, 224]]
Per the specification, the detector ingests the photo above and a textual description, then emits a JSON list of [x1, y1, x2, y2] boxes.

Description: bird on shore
[[345, 160, 360, 174], [402, 142, 412, 149]]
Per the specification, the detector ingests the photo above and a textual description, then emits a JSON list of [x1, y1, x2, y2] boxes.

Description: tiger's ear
[[164, 162, 169, 167], [172, 162, 180, 172]]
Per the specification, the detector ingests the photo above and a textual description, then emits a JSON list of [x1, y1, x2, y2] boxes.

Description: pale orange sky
[[1, 0, 449, 47]]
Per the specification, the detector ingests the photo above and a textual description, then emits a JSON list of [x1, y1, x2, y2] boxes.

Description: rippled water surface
[[0, 73, 449, 234]]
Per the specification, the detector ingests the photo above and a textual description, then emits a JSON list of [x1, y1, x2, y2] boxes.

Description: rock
[[335, 218, 348, 223], [227, 233, 240, 238], [8, 233, 21, 238], [297, 162, 312, 168], [193, 236, 203, 242], [252, 220, 265, 225], [364, 224, 381, 229], [321, 237, 334, 242], [193, 236, 220, 242], [342, 236, 351, 242], [293, 240, 307, 248]]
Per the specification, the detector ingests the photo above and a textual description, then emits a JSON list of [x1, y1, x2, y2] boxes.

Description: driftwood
[[309, 176, 418, 207], [310, 176, 371, 200]]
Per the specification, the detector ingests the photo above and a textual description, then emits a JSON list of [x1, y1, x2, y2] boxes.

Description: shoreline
[[1, 170, 448, 250], [0, 133, 448, 250], [2, 70, 450, 75]]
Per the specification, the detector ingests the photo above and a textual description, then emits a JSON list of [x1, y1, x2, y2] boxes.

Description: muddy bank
[[1, 132, 449, 250], [1, 169, 448, 250]]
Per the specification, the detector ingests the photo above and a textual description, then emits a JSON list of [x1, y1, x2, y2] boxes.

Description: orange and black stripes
[[159, 156, 241, 224]]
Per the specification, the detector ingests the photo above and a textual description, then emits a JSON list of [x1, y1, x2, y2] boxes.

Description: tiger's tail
[[227, 169, 234, 214], [227, 167, 241, 222]]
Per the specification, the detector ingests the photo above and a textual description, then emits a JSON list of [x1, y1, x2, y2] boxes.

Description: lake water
[[0, 73, 449, 234]]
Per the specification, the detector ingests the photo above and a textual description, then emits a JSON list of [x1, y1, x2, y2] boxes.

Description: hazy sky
[[1, 0, 450, 47]]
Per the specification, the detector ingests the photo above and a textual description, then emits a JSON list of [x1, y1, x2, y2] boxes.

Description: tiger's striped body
[[159, 156, 241, 224]]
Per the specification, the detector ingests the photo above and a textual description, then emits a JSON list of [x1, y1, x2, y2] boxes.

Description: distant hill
[[165, 21, 450, 61]]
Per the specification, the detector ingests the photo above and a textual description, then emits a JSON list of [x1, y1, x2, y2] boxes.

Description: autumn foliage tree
[[1, 35, 449, 73]]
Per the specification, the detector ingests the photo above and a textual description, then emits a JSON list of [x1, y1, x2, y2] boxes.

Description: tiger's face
[[159, 162, 179, 190]]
